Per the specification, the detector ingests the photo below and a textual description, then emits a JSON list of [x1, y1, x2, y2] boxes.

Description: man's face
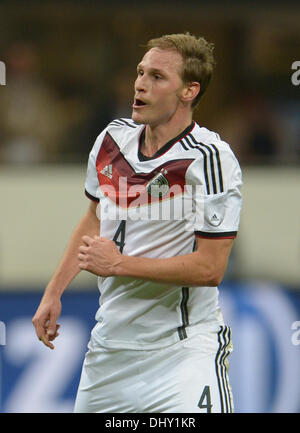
[[132, 48, 186, 127]]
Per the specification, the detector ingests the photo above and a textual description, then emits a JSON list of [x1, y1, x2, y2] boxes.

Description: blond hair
[[146, 32, 215, 108]]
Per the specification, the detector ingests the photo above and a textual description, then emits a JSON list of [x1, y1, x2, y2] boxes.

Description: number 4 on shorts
[[198, 385, 212, 413]]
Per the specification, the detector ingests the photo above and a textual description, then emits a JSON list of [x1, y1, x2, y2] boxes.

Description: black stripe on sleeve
[[211, 144, 224, 192], [85, 189, 99, 202], [195, 231, 237, 239], [202, 144, 217, 194]]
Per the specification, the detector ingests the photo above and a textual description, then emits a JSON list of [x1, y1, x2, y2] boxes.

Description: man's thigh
[[139, 326, 234, 413], [74, 340, 144, 413]]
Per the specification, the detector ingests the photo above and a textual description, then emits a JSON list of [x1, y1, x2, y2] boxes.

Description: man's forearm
[[79, 235, 233, 288], [115, 252, 221, 287]]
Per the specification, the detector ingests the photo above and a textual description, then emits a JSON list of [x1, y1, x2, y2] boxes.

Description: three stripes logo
[[215, 326, 234, 413], [180, 133, 224, 196]]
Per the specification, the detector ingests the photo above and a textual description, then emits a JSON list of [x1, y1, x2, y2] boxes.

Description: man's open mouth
[[134, 98, 147, 107]]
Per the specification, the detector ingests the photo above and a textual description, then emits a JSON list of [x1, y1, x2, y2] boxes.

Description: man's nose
[[135, 75, 147, 92]]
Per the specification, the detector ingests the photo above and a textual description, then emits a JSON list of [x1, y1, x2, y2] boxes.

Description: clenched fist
[[78, 235, 122, 277]]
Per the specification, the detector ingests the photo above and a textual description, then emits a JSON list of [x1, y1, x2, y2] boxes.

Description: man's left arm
[[78, 235, 234, 287]]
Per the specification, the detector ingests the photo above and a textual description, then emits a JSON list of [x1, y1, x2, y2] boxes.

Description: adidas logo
[[211, 213, 220, 222], [100, 164, 113, 179], [210, 213, 222, 227]]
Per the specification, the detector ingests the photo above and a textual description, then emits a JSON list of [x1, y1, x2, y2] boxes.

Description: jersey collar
[[138, 121, 195, 161]]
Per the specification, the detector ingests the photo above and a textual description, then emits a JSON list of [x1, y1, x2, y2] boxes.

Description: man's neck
[[143, 114, 193, 158]]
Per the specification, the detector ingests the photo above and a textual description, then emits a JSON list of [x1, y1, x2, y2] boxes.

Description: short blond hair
[[146, 32, 215, 108]]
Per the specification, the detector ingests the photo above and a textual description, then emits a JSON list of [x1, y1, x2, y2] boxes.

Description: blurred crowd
[[0, 3, 299, 166], [0, 40, 137, 164]]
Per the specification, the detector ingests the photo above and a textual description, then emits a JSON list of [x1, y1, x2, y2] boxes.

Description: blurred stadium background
[[0, 0, 299, 413]]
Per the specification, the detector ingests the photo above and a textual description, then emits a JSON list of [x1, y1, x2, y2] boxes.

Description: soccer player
[[32, 32, 242, 413]]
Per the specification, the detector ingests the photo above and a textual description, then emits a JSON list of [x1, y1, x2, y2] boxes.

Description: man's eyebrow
[[136, 64, 166, 74]]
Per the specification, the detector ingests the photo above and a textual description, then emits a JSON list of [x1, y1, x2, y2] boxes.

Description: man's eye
[[154, 74, 161, 80], [137, 70, 143, 76]]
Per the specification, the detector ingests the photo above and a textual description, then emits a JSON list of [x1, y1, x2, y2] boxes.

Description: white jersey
[[85, 118, 242, 350]]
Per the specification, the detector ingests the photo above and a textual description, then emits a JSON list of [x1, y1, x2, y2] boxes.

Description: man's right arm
[[32, 200, 99, 349]]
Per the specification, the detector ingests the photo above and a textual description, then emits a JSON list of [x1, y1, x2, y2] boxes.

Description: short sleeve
[[84, 129, 107, 202], [189, 145, 242, 239]]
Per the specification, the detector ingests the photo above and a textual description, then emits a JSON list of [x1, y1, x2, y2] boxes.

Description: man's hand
[[32, 296, 62, 350], [78, 235, 122, 277]]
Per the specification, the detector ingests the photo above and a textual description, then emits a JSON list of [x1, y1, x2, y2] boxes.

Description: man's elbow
[[206, 273, 223, 287], [196, 266, 224, 287]]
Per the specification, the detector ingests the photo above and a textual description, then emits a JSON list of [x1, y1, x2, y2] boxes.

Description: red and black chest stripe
[[96, 132, 194, 208]]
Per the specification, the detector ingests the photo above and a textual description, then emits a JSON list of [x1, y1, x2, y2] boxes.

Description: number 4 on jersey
[[198, 385, 213, 413], [113, 220, 126, 253]]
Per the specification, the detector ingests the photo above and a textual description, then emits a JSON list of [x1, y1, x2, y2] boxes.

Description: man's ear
[[181, 82, 200, 105]]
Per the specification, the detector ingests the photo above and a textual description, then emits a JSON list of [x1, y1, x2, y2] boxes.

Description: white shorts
[[73, 325, 234, 413]]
